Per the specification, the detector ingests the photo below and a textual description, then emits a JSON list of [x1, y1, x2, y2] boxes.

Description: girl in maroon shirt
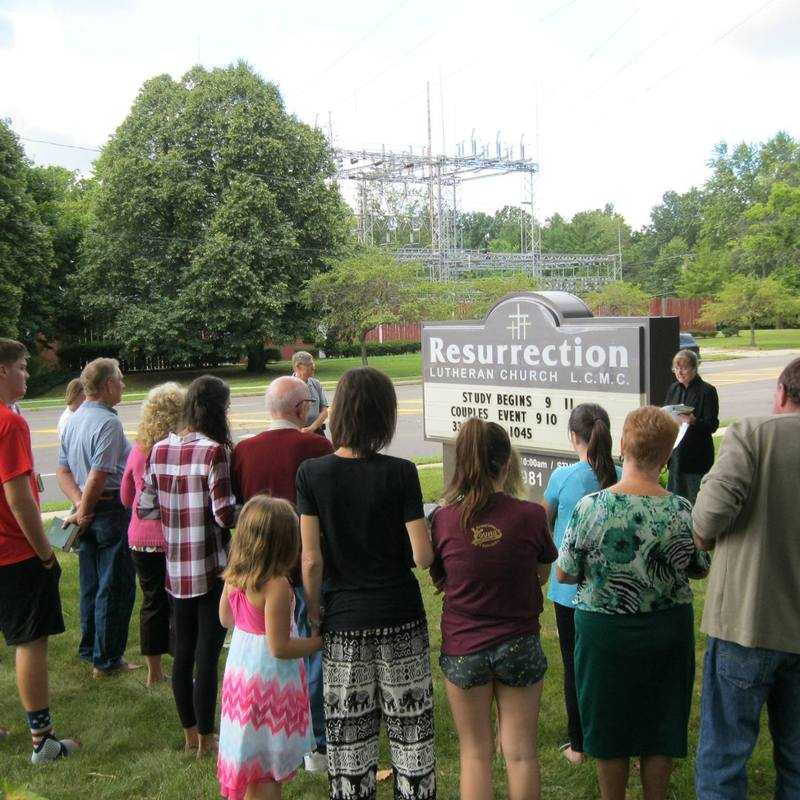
[[430, 418, 557, 800]]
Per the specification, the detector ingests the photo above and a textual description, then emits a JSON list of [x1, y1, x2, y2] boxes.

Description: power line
[[316, 0, 412, 79], [645, 0, 779, 92], [586, 7, 640, 61], [539, 0, 580, 23]]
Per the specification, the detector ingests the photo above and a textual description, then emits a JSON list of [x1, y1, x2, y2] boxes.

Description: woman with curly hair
[[121, 382, 185, 686], [556, 406, 710, 800]]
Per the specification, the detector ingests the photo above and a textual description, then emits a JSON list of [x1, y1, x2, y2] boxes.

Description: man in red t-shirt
[[231, 375, 332, 770], [0, 339, 78, 764]]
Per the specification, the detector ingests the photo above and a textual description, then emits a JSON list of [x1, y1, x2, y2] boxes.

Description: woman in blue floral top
[[557, 406, 709, 800]]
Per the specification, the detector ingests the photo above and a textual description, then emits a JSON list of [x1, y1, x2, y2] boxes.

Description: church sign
[[422, 292, 678, 499]]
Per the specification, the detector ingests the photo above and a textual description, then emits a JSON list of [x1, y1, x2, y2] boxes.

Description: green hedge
[[322, 340, 421, 358]]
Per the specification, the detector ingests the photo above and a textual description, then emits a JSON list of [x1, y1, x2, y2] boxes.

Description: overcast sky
[[2, 0, 799, 229]]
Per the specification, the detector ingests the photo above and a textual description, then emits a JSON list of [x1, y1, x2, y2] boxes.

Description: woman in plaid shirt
[[139, 375, 237, 758]]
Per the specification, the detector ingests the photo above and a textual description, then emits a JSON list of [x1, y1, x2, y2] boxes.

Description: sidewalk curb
[[21, 377, 425, 412]]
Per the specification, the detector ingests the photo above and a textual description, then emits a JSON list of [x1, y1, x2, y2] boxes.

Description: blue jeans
[[294, 586, 326, 751], [77, 502, 136, 671], [696, 637, 800, 799]]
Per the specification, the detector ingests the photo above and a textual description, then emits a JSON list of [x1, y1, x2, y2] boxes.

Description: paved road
[[25, 352, 796, 505]]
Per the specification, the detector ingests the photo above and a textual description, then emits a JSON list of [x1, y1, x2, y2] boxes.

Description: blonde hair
[[64, 378, 84, 406], [621, 406, 678, 471], [136, 382, 185, 454], [81, 357, 121, 397], [223, 496, 300, 592]]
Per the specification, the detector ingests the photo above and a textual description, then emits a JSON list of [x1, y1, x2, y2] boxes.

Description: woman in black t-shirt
[[297, 367, 435, 800]]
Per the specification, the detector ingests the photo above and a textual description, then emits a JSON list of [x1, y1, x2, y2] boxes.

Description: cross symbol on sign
[[507, 304, 530, 341]]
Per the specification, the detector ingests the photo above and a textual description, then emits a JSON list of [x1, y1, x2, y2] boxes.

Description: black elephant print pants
[[323, 619, 436, 799]]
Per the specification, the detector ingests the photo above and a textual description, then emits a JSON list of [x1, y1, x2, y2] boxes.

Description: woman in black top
[[664, 348, 719, 503], [297, 367, 435, 800]]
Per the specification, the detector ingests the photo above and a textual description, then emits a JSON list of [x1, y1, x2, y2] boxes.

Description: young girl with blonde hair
[[217, 495, 321, 800]]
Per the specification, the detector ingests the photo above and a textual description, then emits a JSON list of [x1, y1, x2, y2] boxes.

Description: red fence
[[648, 297, 712, 332], [365, 323, 422, 342]]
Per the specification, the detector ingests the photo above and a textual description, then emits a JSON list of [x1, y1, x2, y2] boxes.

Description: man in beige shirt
[[693, 357, 800, 800]]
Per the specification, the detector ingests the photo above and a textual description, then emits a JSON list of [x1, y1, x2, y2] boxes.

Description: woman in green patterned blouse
[[556, 405, 710, 800]]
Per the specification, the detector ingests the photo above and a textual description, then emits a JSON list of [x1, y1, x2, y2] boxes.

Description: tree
[[543, 205, 630, 254], [583, 281, 650, 316], [676, 243, 731, 298], [699, 275, 800, 346], [735, 182, 800, 281], [0, 119, 55, 345], [25, 166, 95, 341], [76, 62, 349, 368], [304, 251, 428, 365]]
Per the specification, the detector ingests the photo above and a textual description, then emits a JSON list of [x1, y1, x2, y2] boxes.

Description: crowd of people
[[0, 336, 799, 800]]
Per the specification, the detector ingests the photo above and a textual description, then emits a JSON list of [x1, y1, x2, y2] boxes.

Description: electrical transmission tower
[[329, 96, 620, 292]]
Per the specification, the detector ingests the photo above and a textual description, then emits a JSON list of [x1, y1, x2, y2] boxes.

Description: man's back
[[693, 413, 800, 654], [232, 427, 333, 504]]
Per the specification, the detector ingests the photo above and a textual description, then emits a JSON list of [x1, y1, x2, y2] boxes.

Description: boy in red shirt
[[0, 338, 78, 763]]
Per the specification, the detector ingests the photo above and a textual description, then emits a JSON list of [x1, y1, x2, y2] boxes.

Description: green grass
[[21, 354, 425, 410], [1, 473, 777, 800], [697, 328, 800, 350], [40, 502, 72, 513]]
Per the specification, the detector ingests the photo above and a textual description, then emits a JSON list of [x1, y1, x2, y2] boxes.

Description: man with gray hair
[[57, 358, 136, 678], [231, 375, 333, 770]]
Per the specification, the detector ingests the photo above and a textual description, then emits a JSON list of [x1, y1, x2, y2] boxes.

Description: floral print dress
[[557, 490, 710, 615]]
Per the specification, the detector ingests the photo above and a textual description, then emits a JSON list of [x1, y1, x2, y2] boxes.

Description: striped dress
[[217, 587, 314, 799]]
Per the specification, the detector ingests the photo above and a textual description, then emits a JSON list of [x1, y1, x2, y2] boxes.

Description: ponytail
[[586, 417, 616, 489], [569, 403, 616, 490], [443, 418, 511, 530]]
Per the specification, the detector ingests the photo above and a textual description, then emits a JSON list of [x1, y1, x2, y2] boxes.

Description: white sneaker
[[304, 750, 328, 773], [31, 735, 80, 765]]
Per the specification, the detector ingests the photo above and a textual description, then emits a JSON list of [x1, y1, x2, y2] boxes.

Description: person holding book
[[0, 338, 79, 764], [120, 382, 185, 687], [664, 349, 719, 503], [57, 357, 137, 678]]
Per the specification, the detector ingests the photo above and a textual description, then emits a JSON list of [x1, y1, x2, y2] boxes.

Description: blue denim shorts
[[440, 633, 548, 690]]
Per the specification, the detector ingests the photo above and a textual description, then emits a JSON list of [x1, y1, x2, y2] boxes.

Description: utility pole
[[426, 82, 437, 277]]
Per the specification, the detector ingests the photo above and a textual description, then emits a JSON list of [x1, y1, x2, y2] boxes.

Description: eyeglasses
[[294, 398, 313, 409]]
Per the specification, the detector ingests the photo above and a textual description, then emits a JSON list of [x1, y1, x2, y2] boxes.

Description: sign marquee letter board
[[422, 291, 679, 501]]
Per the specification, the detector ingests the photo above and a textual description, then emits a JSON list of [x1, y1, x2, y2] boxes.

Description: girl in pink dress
[[217, 496, 322, 800]]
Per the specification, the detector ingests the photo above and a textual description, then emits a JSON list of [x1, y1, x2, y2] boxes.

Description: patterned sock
[[27, 707, 52, 743]]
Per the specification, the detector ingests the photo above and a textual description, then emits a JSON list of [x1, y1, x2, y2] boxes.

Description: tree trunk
[[246, 345, 267, 373], [360, 333, 369, 366], [749, 321, 756, 347]]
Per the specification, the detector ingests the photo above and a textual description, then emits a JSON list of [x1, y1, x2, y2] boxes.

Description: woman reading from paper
[[663, 349, 719, 503]]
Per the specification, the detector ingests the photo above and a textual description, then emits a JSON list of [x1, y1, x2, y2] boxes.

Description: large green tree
[[304, 251, 428, 365], [76, 62, 349, 368]]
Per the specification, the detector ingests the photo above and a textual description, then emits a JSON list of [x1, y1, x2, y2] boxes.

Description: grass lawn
[[21, 354, 424, 410], [697, 328, 800, 350], [1, 466, 777, 799]]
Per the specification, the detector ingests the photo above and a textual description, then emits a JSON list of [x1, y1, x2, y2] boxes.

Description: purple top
[[121, 443, 166, 550], [228, 587, 266, 635]]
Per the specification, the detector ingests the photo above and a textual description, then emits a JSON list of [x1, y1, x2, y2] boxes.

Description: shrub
[[264, 347, 282, 363], [321, 340, 421, 358]]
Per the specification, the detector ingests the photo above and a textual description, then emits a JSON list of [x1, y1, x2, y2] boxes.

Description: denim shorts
[[440, 633, 548, 690]]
